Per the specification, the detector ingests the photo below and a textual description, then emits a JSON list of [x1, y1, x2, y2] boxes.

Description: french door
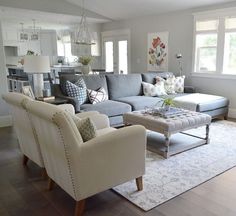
[[102, 30, 130, 74]]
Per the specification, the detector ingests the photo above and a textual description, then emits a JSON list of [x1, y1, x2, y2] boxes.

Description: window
[[193, 9, 236, 76], [118, 40, 128, 74]]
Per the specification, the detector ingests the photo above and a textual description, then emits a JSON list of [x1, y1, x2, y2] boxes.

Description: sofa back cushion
[[59, 74, 108, 96], [142, 72, 173, 84], [106, 74, 143, 100]]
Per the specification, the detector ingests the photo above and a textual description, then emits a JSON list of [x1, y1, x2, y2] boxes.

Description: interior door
[[102, 30, 130, 74]]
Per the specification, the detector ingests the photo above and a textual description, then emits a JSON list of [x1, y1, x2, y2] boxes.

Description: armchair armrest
[[76, 112, 110, 129], [72, 125, 146, 199], [51, 84, 80, 112], [184, 86, 196, 93]]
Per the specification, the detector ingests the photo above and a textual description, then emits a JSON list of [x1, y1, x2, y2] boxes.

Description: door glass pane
[[118, 40, 128, 74], [105, 41, 113, 72], [195, 34, 217, 72], [223, 32, 236, 74]]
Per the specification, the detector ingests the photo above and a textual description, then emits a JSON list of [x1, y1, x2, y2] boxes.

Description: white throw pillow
[[175, 76, 185, 93], [164, 75, 176, 94], [87, 87, 108, 104], [155, 76, 167, 96], [142, 81, 167, 97]]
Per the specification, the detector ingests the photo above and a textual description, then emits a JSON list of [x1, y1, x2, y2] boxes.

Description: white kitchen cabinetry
[[3, 28, 18, 46], [18, 41, 41, 56], [40, 30, 57, 56]]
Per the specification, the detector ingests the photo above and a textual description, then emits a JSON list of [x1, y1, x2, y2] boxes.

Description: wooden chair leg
[[47, 178, 55, 191], [136, 176, 143, 191], [23, 155, 29, 166], [75, 200, 86, 216]]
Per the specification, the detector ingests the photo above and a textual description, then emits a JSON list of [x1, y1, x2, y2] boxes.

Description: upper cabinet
[[3, 28, 18, 46], [40, 30, 57, 56]]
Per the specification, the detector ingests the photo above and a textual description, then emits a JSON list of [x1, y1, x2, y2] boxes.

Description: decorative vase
[[81, 65, 91, 74]]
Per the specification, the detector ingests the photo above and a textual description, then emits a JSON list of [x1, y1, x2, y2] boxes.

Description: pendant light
[[31, 19, 40, 41], [73, 0, 95, 46], [19, 23, 28, 42]]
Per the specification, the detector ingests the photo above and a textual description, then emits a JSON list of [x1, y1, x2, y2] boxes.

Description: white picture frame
[[22, 85, 35, 99], [147, 32, 169, 71]]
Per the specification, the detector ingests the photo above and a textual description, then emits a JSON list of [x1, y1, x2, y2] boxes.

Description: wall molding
[[0, 115, 12, 127], [229, 108, 236, 119]]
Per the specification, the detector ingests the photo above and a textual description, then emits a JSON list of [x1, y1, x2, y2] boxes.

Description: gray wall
[[101, 2, 236, 116]]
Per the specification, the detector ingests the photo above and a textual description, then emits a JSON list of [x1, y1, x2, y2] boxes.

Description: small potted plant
[[162, 98, 175, 111], [79, 56, 93, 74]]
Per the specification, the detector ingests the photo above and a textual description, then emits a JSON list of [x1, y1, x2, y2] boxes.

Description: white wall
[[0, 21, 12, 127], [101, 2, 236, 117]]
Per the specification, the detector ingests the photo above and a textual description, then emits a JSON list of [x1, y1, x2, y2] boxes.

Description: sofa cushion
[[81, 74, 108, 93], [116, 96, 163, 111], [142, 72, 174, 84], [106, 74, 143, 100], [80, 100, 132, 117], [59, 74, 108, 96]]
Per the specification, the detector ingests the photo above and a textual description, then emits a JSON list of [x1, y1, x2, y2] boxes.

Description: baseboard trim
[[0, 115, 12, 127], [229, 108, 236, 119]]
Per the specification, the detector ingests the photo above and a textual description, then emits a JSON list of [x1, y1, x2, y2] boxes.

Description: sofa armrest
[[184, 86, 196, 93], [72, 125, 146, 199], [76, 112, 110, 129], [51, 84, 80, 112]]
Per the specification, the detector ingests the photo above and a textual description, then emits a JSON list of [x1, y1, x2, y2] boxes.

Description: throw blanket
[[173, 93, 224, 111]]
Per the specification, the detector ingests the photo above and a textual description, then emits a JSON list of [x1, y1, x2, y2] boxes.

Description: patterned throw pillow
[[142, 82, 167, 97], [73, 117, 97, 142], [87, 87, 108, 104], [175, 76, 185, 93], [164, 75, 176, 94], [65, 78, 88, 105], [155, 77, 168, 96]]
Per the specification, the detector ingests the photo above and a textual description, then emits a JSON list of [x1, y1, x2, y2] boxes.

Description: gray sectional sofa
[[52, 72, 229, 127]]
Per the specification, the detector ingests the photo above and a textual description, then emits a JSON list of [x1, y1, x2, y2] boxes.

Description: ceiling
[[0, 6, 108, 30], [66, 0, 235, 20]]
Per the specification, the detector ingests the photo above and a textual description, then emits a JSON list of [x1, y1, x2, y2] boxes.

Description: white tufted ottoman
[[124, 110, 212, 158]]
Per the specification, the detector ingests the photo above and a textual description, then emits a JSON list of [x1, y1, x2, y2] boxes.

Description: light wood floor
[[1, 125, 236, 216]]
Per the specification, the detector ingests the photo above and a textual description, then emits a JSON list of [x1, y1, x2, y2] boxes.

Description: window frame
[[192, 7, 236, 77]]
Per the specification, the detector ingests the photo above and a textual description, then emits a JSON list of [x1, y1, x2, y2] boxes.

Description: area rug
[[113, 120, 236, 211]]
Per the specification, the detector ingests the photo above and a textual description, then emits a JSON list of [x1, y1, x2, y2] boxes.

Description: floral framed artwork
[[147, 32, 169, 71]]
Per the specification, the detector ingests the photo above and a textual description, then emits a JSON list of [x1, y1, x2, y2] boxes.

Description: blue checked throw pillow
[[65, 78, 88, 105]]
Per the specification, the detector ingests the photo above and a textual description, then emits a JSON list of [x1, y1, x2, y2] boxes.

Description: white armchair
[[25, 99, 146, 216], [2, 92, 44, 168], [2, 92, 110, 174]]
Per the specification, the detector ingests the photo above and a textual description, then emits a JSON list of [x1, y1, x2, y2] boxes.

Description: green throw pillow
[[73, 117, 97, 142]]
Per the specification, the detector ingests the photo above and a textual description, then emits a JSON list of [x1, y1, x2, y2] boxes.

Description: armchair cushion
[[73, 117, 97, 142]]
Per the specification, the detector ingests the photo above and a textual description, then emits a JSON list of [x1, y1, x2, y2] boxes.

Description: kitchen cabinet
[[18, 41, 41, 56], [3, 28, 18, 46], [40, 30, 57, 56]]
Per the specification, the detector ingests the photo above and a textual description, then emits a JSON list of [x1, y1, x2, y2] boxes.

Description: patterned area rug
[[113, 120, 236, 211]]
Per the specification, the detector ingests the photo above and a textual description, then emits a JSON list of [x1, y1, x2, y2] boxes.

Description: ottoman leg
[[164, 135, 170, 159], [206, 124, 210, 144]]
